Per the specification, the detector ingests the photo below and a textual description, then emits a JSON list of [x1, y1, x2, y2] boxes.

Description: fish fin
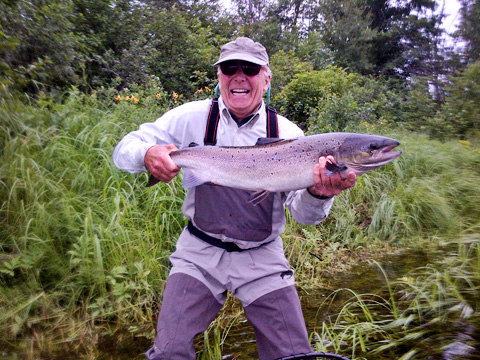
[[247, 190, 271, 206], [325, 162, 348, 176], [147, 174, 161, 187], [255, 137, 285, 146], [188, 142, 199, 147], [182, 169, 207, 188]]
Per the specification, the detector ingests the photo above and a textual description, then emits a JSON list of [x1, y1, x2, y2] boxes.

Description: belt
[[187, 221, 275, 252], [187, 221, 245, 252]]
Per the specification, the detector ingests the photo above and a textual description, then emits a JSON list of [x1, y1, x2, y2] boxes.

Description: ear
[[263, 73, 271, 92]]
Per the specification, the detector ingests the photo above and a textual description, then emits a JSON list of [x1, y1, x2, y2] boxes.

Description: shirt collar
[[218, 97, 263, 128]]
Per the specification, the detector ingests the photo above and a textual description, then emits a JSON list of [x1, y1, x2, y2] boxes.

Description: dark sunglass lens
[[220, 61, 262, 76], [220, 62, 238, 75], [242, 64, 262, 76]]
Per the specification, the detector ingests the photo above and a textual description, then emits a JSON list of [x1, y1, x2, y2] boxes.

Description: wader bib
[[192, 98, 279, 246]]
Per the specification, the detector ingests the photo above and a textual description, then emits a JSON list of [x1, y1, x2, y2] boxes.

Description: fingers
[[310, 156, 357, 197], [145, 144, 180, 183]]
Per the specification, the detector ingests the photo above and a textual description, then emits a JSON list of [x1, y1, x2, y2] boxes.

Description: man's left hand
[[308, 156, 357, 198]]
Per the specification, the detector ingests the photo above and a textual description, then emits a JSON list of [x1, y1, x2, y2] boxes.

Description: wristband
[[307, 188, 332, 200]]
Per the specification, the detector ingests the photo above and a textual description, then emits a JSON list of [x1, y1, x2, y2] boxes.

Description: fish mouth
[[348, 143, 402, 174], [372, 144, 402, 164]]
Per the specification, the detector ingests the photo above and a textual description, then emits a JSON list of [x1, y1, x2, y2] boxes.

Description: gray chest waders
[[191, 98, 280, 249], [145, 100, 313, 360]]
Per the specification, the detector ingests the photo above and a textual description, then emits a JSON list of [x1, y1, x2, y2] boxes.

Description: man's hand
[[308, 156, 357, 198], [145, 144, 180, 183]]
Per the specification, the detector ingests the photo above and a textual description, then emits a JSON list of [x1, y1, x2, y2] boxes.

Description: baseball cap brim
[[214, 53, 268, 66]]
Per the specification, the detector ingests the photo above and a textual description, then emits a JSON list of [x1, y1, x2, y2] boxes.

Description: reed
[[312, 237, 480, 359], [1, 89, 480, 358]]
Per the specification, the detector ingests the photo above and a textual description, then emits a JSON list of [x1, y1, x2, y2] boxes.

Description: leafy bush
[[277, 66, 360, 129]]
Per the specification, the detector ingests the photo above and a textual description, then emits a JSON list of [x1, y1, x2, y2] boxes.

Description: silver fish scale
[[147, 133, 401, 192], [171, 133, 353, 192]]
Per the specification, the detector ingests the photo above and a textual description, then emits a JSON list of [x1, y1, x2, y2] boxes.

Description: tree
[[431, 61, 480, 139], [0, 0, 81, 92], [316, 0, 445, 78], [454, 0, 480, 64], [317, 0, 376, 74]]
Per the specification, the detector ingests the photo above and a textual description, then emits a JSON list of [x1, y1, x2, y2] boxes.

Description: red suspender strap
[[204, 98, 278, 145], [204, 98, 220, 145], [266, 106, 279, 138]]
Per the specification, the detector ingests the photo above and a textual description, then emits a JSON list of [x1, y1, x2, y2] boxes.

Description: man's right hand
[[145, 144, 180, 183]]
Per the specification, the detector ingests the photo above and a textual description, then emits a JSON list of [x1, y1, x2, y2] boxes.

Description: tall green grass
[[1, 87, 480, 358]]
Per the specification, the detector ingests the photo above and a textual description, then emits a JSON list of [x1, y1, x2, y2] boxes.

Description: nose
[[232, 67, 246, 79]]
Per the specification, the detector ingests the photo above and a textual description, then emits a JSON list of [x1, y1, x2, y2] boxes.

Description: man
[[113, 37, 356, 360]]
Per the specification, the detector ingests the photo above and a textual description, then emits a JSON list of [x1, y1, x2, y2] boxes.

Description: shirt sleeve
[[112, 101, 206, 173], [285, 189, 334, 225]]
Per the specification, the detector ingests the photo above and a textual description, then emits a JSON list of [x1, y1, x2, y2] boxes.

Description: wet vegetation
[[1, 0, 480, 358], [1, 84, 479, 359]]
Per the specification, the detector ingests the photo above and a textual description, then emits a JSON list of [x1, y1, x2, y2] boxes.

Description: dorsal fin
[[255, 137, 287, 146]]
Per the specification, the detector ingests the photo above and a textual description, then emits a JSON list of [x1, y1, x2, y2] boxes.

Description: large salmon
[[147, 133, 401, 204]]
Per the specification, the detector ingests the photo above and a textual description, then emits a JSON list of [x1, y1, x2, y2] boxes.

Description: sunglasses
[[219, 61, 263, 76]]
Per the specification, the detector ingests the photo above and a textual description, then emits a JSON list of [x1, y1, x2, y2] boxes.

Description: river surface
[[3, 244, 479, 359], [219, 249, 445, 359], [215, 245, 480, 359]]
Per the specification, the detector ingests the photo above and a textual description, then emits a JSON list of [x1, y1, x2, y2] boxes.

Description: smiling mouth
[[231, 89, 250, 95]]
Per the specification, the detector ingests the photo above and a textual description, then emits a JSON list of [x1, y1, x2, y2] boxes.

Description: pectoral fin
[[247, 190, 271, 206], [325, 162, 348, 176], [147, 174, 161, 187], [182, 169, 208, 188]]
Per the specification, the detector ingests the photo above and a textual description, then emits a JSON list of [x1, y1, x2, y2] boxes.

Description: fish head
[[335, 134, 402, 176]]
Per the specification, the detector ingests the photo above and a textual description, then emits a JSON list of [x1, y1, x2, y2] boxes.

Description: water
[[4, 243, 479, 359], [218, 246, 480, 359]]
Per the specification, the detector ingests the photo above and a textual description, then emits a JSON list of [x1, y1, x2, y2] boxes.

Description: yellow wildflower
[[115, 95, 122, 101], [172, 92, 179, 103], [156, 93, 162, 98]]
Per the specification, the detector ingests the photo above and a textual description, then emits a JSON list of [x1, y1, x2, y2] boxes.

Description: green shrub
[[277, 66, 360, 129]]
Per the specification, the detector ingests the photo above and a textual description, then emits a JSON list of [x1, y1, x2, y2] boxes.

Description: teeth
[[231, 89, 249, 94]]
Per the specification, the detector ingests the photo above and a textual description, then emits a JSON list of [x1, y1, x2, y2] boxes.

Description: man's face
[[217, 61, 271, 120]]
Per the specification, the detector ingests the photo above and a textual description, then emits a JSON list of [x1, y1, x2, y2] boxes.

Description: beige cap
[[214, 37, 269, 66]]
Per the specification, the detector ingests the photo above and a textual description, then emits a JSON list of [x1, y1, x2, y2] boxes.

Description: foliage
[[277, 66, 361, 128], [317, 0, 444, 78], [392, 77, 440, 132], [0, 0, 82, 93], [429, 61, 480, 140], [313, 239, 480, 359], [269, 50, 314, 107], [454, 0, 480, 64], [317, 0, 377, 73], [1, 81, 480, 358], [0, 86, 188, 356]]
